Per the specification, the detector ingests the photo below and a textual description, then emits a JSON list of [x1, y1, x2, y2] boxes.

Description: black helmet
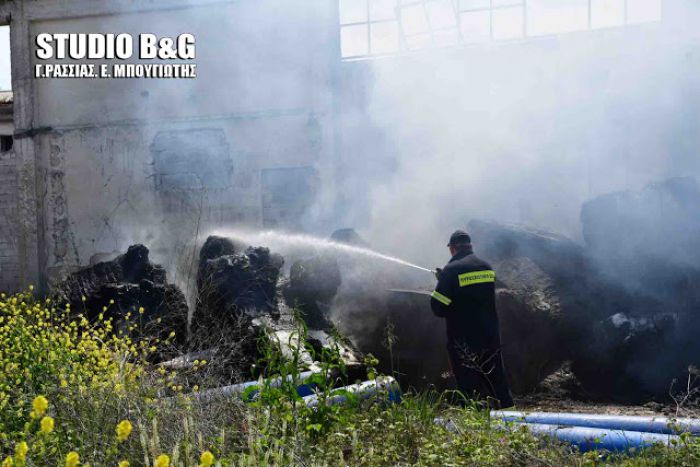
[[447, 230, 471, 247]]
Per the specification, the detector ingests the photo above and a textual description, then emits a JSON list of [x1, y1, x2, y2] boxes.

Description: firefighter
[[430, 230, 514, 408]]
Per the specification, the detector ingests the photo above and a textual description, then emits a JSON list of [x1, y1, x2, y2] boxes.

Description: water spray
[[211, 229, 434, 274]]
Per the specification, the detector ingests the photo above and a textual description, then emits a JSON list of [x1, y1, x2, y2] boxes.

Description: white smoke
[[334, 4, 700, 268]]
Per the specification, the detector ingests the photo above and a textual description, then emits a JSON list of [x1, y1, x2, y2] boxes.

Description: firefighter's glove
[[434, 268, 443, 280]]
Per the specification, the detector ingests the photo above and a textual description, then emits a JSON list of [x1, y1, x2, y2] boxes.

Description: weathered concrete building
[[0, 0, 341, 291], [0, 90, 17, 290]]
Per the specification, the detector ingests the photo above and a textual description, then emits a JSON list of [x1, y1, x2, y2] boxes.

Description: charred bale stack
[[52, 244, 189, 356], [382, 289, 450, 390], [492, 258, 565, 394], [282, 252, 365, 379], [468, 220, 605, 394], [192, 236, 284, 330], [469, 176, 700, 402], [189, 236, 289, 381], [468, 219, 657, 399], [577, 176, 700, 399], [283, 255, 341, 329], [190, 235, 365, 383]]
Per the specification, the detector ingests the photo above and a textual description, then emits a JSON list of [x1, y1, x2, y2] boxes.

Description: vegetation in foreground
[[1, 289, 700, 466]]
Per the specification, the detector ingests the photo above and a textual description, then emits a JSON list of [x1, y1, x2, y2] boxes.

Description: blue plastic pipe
[[493, 410, 700, 436], [195, 370, 318, 401], [303, 377, 401, 408], [510, 422, 680, 452]]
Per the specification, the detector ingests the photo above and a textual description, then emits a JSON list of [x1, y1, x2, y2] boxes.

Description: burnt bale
[[375, 254, 565, 394], [468, 217, 700, 401], [53, 244, 188, 351], [493, 257, 565, 394], [190, 236, 365, 383], [468, 219, 638, 324], [280, 254, 366, 378], [571, 312, 678, 402], [383, 289, 450, 391], [193, 243, 284, 332], [190, 238, 287, 381], [581, 176, 700, 318], [582, 177, 700, 271], [579, 177, 700, 398], [197, 236, 237, 290], [374, 264, 563, 395], [466, 220, 622, 395], [283, 256, 341, 329], [469, 220, 588, 284]]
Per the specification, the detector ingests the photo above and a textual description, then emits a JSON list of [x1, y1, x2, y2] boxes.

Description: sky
[[0, 26, 9, 90]]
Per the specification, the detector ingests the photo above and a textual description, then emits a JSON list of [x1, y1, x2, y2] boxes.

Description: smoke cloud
[[334, 15, 700, 269]]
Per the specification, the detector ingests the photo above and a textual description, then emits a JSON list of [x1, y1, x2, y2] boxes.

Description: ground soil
[[514, 362, 700, 418]]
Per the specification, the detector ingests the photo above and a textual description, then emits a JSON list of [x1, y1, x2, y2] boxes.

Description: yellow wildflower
[[15, 441, 28, 460], [154, 454, 170, 467], [199, 451, 214, 467], [40, 416, 55, 433], [118, 461, 130, 467], [2, 456, 13, 467], [32, 395, 49, 415], [65, 451, 79, 467], [116, 420, 133, 442]]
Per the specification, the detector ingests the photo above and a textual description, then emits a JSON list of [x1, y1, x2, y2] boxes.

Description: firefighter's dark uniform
[[430, 245, 513, 408]]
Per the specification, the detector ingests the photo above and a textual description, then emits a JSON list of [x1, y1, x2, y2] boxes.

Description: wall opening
[[261, 167, 319, 230], [0, 135, 12, 152], [0, 25, 11, 91], [339, 0, 663, 60]]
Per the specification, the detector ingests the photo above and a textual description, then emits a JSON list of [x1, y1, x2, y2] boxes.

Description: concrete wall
[[0, 106, 18, 291], [0, 0, 341, 292]]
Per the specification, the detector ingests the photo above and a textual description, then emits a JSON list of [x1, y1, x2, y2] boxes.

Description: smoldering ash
[[34, 33, 196, 60]]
